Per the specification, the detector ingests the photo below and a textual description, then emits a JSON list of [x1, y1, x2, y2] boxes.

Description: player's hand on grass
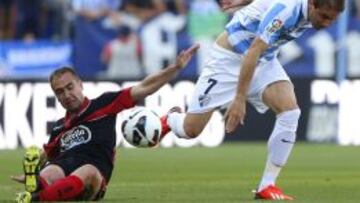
[[10, 174, 25, 184], [224, 96, 246, 133], [174, 44, 200, 70]]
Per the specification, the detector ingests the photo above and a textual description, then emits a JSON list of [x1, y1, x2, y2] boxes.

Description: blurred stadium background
[[0, 0, 360, 201]]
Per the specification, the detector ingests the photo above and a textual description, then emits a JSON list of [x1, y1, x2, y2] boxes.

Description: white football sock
[[167, 112, 191, 139], [258, 109, 301, 191], [258, 159, 281, 192]]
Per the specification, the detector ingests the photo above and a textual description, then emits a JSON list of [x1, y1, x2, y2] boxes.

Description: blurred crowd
[[1, 0, 360, 79], [1, 0, 360, 41], [0, 0, 228, 41], [0, 0, 228, 79], [0, 0, 71, 40]]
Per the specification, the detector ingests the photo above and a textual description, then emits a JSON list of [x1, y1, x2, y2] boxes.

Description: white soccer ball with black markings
[[122, 108, 162, 148]]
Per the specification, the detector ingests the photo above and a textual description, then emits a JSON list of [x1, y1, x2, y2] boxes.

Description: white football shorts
[[188, 43, 291, 114]]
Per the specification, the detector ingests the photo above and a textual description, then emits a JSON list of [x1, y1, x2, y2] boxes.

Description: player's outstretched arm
[[224, 37, 268, 133], [130, 44, 200, 102], [220, 0, 253, 13]]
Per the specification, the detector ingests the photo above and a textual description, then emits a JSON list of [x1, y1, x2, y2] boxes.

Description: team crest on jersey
[[198, 94, 211, 107], [60, 125, 92, 152], [266, 19, 283, 33]]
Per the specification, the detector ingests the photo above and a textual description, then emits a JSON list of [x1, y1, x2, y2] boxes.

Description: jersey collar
[[64, 97, 90, 128]]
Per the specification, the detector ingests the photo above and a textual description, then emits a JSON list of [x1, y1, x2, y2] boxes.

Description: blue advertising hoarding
[[0, 41, 72, 78]]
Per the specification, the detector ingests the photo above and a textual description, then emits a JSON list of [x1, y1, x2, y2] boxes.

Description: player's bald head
[[49, 67, 80, 85]]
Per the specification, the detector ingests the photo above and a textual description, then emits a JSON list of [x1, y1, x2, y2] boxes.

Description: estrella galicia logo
[[266, 19, 283, 33], [198, 94, 211, 107], [60, 125, 92, 152]]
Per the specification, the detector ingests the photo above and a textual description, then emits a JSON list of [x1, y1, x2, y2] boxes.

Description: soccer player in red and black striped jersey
[[13, 44, 199, 202]]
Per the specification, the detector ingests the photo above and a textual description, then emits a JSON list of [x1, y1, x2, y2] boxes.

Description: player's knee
[[73, 165, 103, 200], [72, 164, 102, 186], [40, 165, 65, 184], [277, 108, 301, 132], [83, 165, 102, 182]]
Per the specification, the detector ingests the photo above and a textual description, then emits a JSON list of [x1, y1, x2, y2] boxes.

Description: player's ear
[[79, 79, 84, 90]]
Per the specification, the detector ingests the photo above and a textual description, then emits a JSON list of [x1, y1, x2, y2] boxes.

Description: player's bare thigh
[[40, 164, 65, 185], [71, 164, 103, 200], [262, 81, 299, 114], [184, 109, 215, 138]]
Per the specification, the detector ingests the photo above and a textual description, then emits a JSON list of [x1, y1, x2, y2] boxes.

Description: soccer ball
[[121, 108, 162, 147]]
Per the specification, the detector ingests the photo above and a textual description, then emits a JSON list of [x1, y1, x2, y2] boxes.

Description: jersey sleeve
[[96, 87, 137, 114], [257, 1, 301, 45]]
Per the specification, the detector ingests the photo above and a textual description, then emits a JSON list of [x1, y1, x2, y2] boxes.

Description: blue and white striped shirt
[[225, 0, 312, 61]]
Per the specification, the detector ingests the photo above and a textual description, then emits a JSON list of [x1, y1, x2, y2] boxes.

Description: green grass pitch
[[1, 143, 359, 202]]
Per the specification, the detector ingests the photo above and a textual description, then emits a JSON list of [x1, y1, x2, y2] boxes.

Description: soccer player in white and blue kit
[[160, 0, 345, 200]]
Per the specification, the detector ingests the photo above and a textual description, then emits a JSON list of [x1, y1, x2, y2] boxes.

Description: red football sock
[[39, 175, 85, 201], [160, 115, 170, 140]]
